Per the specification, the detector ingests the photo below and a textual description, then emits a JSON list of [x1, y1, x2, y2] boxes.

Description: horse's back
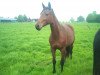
[[61, 24, 74, 32]]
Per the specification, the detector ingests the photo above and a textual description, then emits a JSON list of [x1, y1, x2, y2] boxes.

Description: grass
[[0, 22, 100, 75]]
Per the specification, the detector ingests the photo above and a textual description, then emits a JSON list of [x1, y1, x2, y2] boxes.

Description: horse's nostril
[[35, 24, 41, 30], [37, 25, 39, 28], [35, 24, 38, 28]]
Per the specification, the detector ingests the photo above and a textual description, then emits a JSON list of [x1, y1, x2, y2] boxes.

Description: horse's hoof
[[61, 68, 63, 72], [61, 70, 63, 72]]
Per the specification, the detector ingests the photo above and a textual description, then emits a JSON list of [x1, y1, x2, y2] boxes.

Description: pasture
[[0, 22, 100, 75]]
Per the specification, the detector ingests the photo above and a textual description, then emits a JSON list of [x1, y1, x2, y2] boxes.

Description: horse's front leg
[[51, 47, 56, 73], [60, 47, 66, 72]]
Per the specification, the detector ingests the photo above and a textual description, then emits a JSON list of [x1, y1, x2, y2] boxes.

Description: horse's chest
[[49, 39, 66, 49]]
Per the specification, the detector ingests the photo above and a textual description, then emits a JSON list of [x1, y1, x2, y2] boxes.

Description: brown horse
[[35, 2, 75, 73]]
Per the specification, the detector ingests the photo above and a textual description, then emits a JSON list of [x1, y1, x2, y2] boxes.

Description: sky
[[0, 0, 100, 21]]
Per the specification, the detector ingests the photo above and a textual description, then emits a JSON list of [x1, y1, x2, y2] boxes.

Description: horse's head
[[35, 2, 54, 30]]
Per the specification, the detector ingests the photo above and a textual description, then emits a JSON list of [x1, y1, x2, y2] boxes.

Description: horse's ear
[[48, 2, 51, 9], [42, 3, 45, 9]]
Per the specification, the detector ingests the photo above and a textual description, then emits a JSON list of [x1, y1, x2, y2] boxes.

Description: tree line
[[15, 11, 100, 23], [14, 15, 38, 22], [70, 11, 100, 23]]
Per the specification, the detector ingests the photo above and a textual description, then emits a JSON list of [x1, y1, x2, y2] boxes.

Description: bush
[[77, 16, 85, 22], [86, 11, 100, 23]]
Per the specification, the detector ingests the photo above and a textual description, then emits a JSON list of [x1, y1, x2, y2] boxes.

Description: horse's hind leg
[[60, 47, 66, 72]]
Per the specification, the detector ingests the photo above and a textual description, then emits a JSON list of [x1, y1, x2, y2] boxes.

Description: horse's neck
[[50, 16, 60, 40]]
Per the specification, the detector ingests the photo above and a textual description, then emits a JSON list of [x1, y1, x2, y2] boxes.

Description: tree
[[15, 15, 28, 22], [86, 14, 95, 23], [86, 13, 96, 23], [86, 11, 100, 23], [77, 16, 85, 22], [93, 11, 97, 15], [96, 14, 100, 23], [23, 15, 28, 22], [70, 17, 75, 23]]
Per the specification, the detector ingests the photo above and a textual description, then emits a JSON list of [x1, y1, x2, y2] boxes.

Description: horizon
[[0, 0, 100, 21]]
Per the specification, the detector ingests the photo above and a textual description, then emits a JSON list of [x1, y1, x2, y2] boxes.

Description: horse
[[93, 29, 100, 75], [35, 2, 75, 73]]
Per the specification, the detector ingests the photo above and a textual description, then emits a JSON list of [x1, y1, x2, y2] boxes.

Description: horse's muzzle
[[35, 24, 41, 31]]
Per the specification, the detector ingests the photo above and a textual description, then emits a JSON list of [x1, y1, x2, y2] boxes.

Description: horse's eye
[[46, 14, 48, 16]]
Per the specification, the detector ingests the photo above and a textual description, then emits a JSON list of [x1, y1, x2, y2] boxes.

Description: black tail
[[66, 44, 73, 59]]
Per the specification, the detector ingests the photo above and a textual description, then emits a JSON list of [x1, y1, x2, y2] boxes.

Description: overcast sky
[[0, 0, 100, 21]]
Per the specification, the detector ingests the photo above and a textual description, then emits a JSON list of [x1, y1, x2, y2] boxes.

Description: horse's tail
[[66, 44, 73, 59]]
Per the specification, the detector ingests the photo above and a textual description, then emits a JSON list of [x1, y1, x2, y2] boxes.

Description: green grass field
[[0, 22, 100, 75]]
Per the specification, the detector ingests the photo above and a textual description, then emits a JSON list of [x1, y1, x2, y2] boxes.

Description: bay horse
[[35, 2, 75, 73], [93, 29, 100, 75]]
